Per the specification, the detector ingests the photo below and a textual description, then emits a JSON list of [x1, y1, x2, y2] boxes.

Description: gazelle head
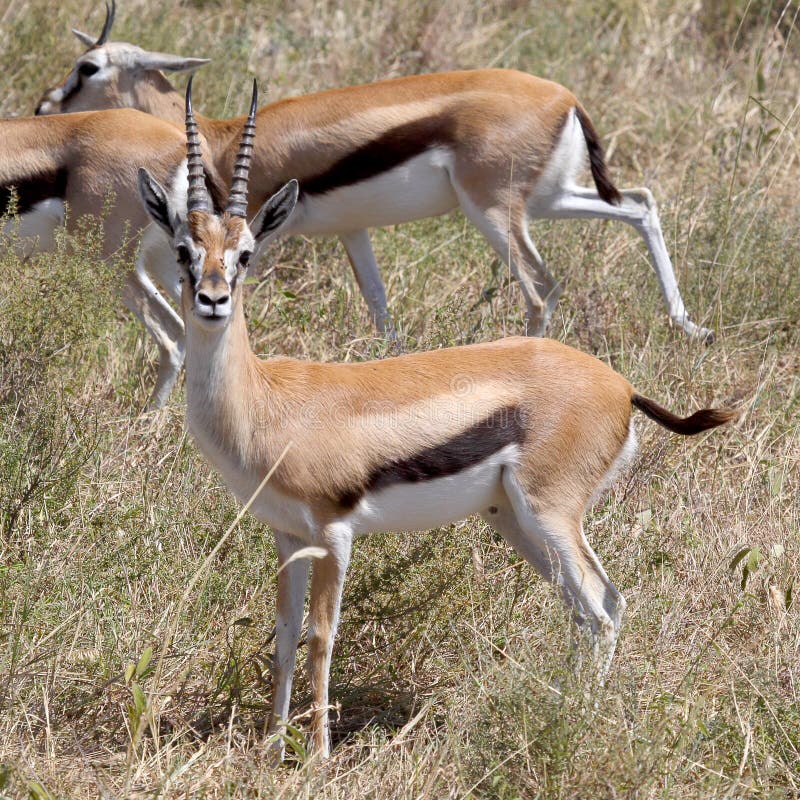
[[137, 78, 298, 329], [35, 1, 208, 116]]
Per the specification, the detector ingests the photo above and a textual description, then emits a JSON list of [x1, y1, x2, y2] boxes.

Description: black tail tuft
[[574, 105, 622, 206], [631, 394, 738, 436]]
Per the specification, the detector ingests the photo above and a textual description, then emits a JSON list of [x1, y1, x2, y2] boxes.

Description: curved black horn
[[185, 76, 211, 213], [226, 79, 258, 218], [96, 0, 116, 45]]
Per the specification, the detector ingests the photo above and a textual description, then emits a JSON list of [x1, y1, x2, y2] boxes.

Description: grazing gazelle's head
[[35, 0, 208, 116], [137, 78, 298, 328]]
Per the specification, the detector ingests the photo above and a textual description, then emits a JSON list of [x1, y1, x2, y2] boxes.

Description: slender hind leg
[[455, 190, 562, 336], [499, 473, 626, 682], [538, 185, 713, 341], [518, 223, 563, 331], [481, 504, 585, 624], [138, 227, 184, 308]]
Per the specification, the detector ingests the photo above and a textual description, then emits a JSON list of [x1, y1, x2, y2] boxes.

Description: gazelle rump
[[137, 81, 736, 759], [38, 2, 714, 343]]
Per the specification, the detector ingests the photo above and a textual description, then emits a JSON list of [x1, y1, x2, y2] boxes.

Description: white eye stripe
[[223, 249, 241, 279]]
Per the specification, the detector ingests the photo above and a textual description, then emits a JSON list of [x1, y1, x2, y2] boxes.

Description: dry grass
[[1, 0, 799, 797]]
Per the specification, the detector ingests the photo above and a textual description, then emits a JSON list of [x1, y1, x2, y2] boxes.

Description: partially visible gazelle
[[137, 80, 734, 759], [39, 1, 714, 341], [1, 107, 225, 407]]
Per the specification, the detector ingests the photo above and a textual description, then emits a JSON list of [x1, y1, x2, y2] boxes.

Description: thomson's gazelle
[[137, 81, 736, 758], [40, 1, 714, 341]]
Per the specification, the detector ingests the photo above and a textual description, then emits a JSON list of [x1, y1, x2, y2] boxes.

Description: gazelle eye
[[176, 245, 191, 265], [239, 251, 252, 267], [78, 62, 100, 77]]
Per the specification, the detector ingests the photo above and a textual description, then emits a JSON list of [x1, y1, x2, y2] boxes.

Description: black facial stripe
[[57, 76, 82, 106], [1, 169, 68, 216], [337, 405, 526, 509], [292, 115, 455, 199]]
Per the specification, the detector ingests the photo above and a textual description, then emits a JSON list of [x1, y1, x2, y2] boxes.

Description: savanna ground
[[1, 0, 799, 797]]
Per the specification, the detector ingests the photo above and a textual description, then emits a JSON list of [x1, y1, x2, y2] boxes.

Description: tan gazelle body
[[137, 79, 736, 759]]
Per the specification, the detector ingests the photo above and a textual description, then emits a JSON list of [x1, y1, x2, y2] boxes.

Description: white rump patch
[[528, 108, 587, 208], [590, 423, 638, 507]]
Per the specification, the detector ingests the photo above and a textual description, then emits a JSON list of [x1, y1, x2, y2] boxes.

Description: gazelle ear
[[72, 28, 97, 48], [137, 168, 179, 235], [133, 51, 210, 73], [250, 180, 299, 243]]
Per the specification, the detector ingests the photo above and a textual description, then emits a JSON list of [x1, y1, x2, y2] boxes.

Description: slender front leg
[[121, 267, 185, 410], [340, 230, 397, 338], [269, 531, 310, 758], [306, 526, 353, 758]]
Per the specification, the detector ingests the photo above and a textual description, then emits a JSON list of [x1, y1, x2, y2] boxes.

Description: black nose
[[197, 291, 230, 309]]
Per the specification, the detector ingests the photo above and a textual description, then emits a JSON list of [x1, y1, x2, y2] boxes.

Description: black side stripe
[[337, 405, 526, 509], [300, 114, 456, 198], [1, 169, 68, 217]]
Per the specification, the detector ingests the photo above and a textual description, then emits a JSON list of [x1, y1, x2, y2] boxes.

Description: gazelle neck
[[183, 294, 257, 442], [135, 73, 186, 125], [137, 76, 236, 157]]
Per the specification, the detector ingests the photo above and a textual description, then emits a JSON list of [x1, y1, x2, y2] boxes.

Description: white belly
[[213, 456, 508, 542], [190, 415, 515, 542], [287, 147, 458, 236], [346, 447, 515, 535], [3, 199, 64, 257]]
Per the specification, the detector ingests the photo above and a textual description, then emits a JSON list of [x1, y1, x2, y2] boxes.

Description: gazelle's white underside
[[3, 199, 64, 256], [190, 415, 519, 541], [285, 147, 458, 236], [345, 445, 517, 535]]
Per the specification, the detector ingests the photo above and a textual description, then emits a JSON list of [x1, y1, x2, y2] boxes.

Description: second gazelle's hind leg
[[121, 229, 188, 410], [455, 189, 562, 336], [498, 473, 626, 682], [538, 184, 713, 341]]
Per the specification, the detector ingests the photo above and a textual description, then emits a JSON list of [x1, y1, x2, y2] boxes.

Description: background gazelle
[[0, 106, 227, 408], [137, 79, 735, 759], [39, 0, 714, 342]]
